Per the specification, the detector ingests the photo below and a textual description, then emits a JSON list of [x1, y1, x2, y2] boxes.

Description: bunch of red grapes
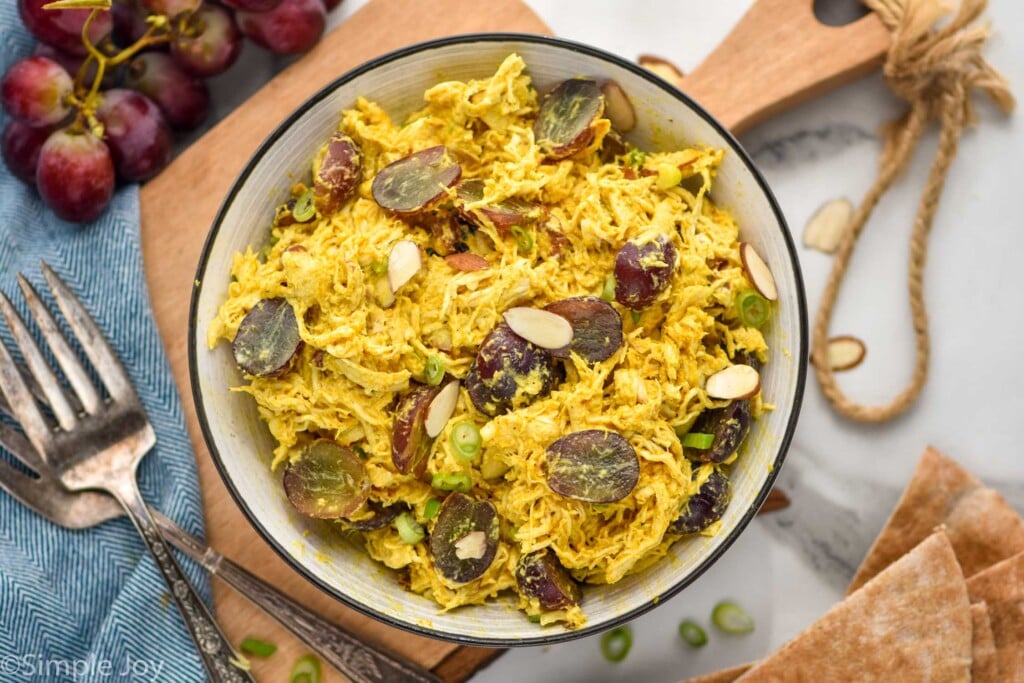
[[2, 0, 338, 223]]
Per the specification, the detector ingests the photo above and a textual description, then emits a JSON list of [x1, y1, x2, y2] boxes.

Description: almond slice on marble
[[388, 240, 422, 293], [445, 252, 490, 272], [638, 54, 685, 87], [706, 364, 761, 400], [601, 80, 636, 133], [804, 198, 853, 254], [425, 380, 460, 438], [503, 307, 574, 350], [454, 530, 488, 560], [740, 242, 778, 301], [826, 335, 866, 371]]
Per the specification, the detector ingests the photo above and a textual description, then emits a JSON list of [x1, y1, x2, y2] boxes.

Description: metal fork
[[0, 266, 444, 683], [0, 416, 441, 683], [0, 265, 253, 682], [0, 264, 441, 683]]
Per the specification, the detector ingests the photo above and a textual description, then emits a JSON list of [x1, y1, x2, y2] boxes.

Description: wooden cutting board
[[141, 0, 549, 681], [140, 1, 889, 680]]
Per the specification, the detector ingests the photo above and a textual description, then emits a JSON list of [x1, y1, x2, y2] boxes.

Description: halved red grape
[[455, 179, 538, 232], [141, 0, 201, 18], [96, 88, 172, 182], [465, 323, 559, 417], [546, 430, 639, 503], [372, 145, 461, 215], [231, 298, 302, 377], [614, 235, 677, 310], [429, 492, 499, 584], [283, 440, 369, 519], [1, 56, 73, 128], [544, 296, 622, 363], [222, 0, 283, 13], [683, 400, 751, 464], [124, 52, 210, 131], [391, 384, 441, 476], [236, 0, 326, 56], [533, 78, 603, 160], [19, 0, 112, 57], [669, 470, 731, 534], [341, 500, 408, 531], [170, 4, 241, 78], [314, 133, 362, 214], [2, 120, 54, 186], [516, 548, 581, 611], [36, 128, 114, 223]]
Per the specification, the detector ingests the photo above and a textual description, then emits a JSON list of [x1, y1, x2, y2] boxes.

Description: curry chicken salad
[[209, 54, 778, 628]]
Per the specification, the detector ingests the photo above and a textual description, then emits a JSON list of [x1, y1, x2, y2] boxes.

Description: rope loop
[[812, 0, 1013, 422]]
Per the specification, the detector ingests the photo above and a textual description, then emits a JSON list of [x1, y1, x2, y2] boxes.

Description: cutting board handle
[[680, 0, 891, 134]]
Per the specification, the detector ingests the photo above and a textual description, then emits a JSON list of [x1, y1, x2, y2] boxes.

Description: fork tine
[[0, 338, 54, 456], [0, 420, 45, 473], [40, 263, 136, 404], [17, 275, 102, 416], [0, 290, 79, 430]]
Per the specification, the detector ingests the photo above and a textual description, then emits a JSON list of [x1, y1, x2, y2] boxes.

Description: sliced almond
[[372, 275, 395, 309], [706, 364, 761, 400], [826, 335, 866, 371], [601, 80, 636, 133], [454, 530, 487, 560], [740, 242, 778, 301], [502, 307, 574, 350], [638, 54, 684, 87], [444, 252, 490, 272], [387, 240, 422, 293], [804, 197, 853, 254], [425, 380, 460, 438]]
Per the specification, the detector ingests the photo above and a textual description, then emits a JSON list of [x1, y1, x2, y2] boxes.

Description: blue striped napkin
[[0, 4, 211, 681]]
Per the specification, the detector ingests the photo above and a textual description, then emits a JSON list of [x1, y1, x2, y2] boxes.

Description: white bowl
[[189, 34, 807, 646]]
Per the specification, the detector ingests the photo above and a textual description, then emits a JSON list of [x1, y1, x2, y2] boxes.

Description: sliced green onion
[[290, 654, 321, 683], [424, 354, 445, 386], [527, 614, 541, 623], [423, 498, 441, 520], [625, 148, 646, 167], [240, 637, 277, 658], [510, 225, 534, 252], [678, 620, 708, 647], [368, 258, 388, 277], [431, 472, 472, 493], [735, 290, 771, 328], [600, 626, 633, 662], [292, 189, 316, 223], [711, 601, 755, 634], [449, 421, 482, 460], [655, 163, 683, 190], [682, 432, 715, 450], [395, 512, 425, 544], [352, 444, 368, 459], [600, 274, 616, 302], [630, 310, 642, 324]]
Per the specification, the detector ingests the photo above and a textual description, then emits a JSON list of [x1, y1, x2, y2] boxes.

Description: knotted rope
[[811, 0, 1014, 422]]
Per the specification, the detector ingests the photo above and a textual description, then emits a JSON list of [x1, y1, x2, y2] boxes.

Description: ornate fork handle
[[153, 512, 442, 683], [111, 478, 253, 683]]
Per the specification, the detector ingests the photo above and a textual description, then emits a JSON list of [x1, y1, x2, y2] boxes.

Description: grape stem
[[70, 7, 172, 133]]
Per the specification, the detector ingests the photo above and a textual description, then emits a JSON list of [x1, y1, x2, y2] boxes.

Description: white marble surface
[[211, 1, 1024, 680]]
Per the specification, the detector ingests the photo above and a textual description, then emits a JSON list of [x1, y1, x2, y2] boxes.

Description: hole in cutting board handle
[[813, 0, 871, 26]]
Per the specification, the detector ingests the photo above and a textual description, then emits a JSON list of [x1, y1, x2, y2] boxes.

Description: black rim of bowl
[[189, 32, 808, 648]]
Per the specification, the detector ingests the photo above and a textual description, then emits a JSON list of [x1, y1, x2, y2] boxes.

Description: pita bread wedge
[[681, 663, 752, 683], [966, 551, 1024, 680], [848, 447, 1024, 592], [735, 531, 972, 682], [969, 602, 1002, 682]]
